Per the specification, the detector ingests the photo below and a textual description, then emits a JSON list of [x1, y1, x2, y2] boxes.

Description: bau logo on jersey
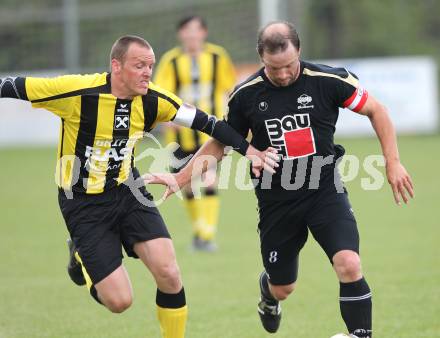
[[265, 113, 316, 159]]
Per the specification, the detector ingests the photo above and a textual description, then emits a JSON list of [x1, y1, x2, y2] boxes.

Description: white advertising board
[[0, 57, 438, 146], [327, 56, 438, 137]]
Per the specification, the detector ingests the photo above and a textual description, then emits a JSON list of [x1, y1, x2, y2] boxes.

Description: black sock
[[260, 271, 277, 302], [339, 277, 372, 337], [156, 287, 186, 308], [90, 285, 102, 305]]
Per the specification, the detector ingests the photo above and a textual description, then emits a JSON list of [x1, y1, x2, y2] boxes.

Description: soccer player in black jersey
[[0, 35, 278, 338], [146, 22, 414, 337]]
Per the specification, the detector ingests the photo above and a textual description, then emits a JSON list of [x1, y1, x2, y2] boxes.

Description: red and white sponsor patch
[[343, 87, 368, 112], [284, 127, 316, 159], [265, 114, 316, 160]]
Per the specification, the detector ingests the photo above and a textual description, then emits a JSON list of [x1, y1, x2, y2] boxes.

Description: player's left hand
[[143, 173, 183, 200], [386, 161, 414, 205]]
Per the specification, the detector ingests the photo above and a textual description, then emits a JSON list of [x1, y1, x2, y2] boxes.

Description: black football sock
[[260, 271, 277, 302], [339, 277, 372, 337]]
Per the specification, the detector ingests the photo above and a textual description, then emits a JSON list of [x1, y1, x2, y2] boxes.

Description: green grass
[[0, 135, 439, 338]]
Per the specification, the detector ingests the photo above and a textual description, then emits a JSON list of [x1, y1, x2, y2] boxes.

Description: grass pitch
[[0, 135, 438, 338]]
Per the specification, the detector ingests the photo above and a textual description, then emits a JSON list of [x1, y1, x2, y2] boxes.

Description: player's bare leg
[[333, 250, 372, 338], [94, 265, 133, 313], [67, 239, 133, 313], [134, 238, 187, 338]]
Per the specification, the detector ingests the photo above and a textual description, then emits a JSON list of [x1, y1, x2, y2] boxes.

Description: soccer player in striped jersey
[[154, 15, 237, 251], [0, 35, 278, 338], [145, 22, 414, 338]]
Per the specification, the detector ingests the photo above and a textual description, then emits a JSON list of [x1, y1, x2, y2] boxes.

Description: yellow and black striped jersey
[[3, 73, 182, 194], [154, 42, 236, 152]]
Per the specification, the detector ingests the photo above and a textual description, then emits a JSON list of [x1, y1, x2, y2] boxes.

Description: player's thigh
[[258, 198, 309, 285], [58, 191, 124, 285], [119, 183, 171, 259], [307, 189, 359, 263], [133, 238, 179, 276], [134, 238, 182, 293], [95, 264, 133, 306]]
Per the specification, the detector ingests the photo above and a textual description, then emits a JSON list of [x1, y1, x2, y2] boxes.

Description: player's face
[[178, 19, 207, 53], [118, 43, 155, 96], [261, 43, 301, 87]]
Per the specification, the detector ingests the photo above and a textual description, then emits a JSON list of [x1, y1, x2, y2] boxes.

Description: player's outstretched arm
[[357, 94, 414, 205], [0, 77, 28, 101], [144, 138, 279, 199]]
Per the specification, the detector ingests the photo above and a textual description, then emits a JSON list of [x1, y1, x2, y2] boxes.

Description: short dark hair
[[176, 15, 207, 31], [110, 35, 151, 66], [257, 21, 300, 57]]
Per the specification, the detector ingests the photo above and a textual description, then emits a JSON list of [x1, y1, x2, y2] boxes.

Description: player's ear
[[111, 58, 122, 74]]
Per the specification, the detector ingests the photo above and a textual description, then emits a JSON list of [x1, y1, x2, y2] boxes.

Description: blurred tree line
[[304, 0, 440, 61], [0, 0, 438, 73]]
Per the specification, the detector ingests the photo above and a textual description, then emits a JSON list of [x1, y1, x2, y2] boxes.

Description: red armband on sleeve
[[343, 87, 368, 112]]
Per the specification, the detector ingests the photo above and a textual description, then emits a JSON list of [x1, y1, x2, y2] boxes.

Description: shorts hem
[[125, 233, 172, 258], [266, 274, 298, 286], [92, 259, 122, 285]]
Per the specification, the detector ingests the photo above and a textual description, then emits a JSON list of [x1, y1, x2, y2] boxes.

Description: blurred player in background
[[0, 35, 277, 338], [145, 21, 414, 338], [154, 15, 236, 251]]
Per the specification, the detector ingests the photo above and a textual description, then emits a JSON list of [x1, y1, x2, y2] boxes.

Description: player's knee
[[333, 251, 361, 281], [105, 294, 133, 313], [155, 262, 182, 292], [270, 283, 296, 301]]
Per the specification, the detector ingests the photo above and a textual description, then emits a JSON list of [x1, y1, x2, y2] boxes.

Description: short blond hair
[[110, 35, 151, 67]]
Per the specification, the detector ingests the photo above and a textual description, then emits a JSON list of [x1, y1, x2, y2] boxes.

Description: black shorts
[[257, 184, 359, 286], [58, 175, 170, 285]]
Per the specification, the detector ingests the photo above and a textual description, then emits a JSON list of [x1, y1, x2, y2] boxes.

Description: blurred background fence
[[0, 0, 439, 144], [1, 0, 439, 73]]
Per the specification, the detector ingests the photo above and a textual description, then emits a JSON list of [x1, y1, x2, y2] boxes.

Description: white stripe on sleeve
[[173, 103, 197, 128], [347, 87, 364, 110]]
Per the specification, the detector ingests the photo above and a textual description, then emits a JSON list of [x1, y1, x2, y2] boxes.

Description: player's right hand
[[245, 146, 280, 177]]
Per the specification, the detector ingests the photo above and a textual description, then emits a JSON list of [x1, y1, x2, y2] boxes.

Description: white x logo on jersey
[[115, 115, 129, 129]]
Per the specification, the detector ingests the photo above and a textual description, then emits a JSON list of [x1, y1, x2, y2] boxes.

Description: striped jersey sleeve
[[341, 85, 369, 112], [26, 73, 109, 119], [303, 65, 368, 113], [148, 82, 183, 127], [331, 68, 368, 112]]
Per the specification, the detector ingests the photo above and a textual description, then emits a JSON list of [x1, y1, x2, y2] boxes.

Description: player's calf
[[332, 251, 372, 337]]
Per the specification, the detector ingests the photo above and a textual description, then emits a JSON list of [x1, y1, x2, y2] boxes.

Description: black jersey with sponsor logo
[[226, 60, 368, 199]]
